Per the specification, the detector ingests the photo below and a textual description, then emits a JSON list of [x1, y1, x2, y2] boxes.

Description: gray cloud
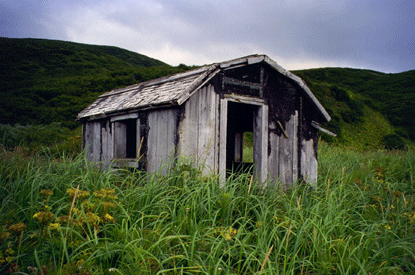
[[1, 0, 414, 72]]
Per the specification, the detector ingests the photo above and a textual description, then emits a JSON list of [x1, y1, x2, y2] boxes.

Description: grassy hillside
[[0, 38, 191, 128], [293, 68, 414, 149]]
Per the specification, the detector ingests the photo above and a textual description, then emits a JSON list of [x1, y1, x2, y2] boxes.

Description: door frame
[[219, 95, 268, 184]]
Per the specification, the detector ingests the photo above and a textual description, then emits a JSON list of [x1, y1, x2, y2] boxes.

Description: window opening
[[114, 119, 137, 159], [125, 119, 137, 158]]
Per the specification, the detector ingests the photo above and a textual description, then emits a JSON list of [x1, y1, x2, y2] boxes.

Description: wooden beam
[[311, 121, 337, 137], [223, 76, 261, 90]]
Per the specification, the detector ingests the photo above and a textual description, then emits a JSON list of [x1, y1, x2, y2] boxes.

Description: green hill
[[293, 68, 414, 149], [0, 38, 190, 128], [0, 38, 413, 150]]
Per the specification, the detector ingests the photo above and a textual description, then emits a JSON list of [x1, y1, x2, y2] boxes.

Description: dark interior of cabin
[[226, 101, 257, 174], [125, 119, 137, 158]]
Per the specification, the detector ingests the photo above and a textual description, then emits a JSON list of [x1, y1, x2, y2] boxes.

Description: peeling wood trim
[[110, 113, 139, 122]]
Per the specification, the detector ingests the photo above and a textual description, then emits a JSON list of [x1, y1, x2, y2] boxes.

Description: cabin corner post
[[253, 104, 269, 185], [219, 99, 228, 186]]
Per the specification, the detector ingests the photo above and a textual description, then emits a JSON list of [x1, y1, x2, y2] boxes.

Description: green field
[[1, 143, 414, 274]]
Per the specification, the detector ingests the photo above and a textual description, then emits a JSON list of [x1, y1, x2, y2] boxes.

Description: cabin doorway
[[226, 102, 255, 174], [220, 100, 268, 181]]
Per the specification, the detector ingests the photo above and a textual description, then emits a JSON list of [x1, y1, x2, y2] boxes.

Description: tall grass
[[0, 144, 414, 274]]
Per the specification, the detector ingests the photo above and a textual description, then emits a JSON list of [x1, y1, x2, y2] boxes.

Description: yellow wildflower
[[33, 211, 54, 223], [82, 200, 96, 212], [0, 231, 11, 241], [49, 223, 60, 231], [8, 223, 27, 235], [67, 188, 90, 199], [80, 212, 101, 226], [103, 213, 115, 223], [94, 188, 118, 200], [102, 201, 116, 210], [5, 247, 14, 255], [40, 189, 53, 198], [76, 259, 85, 268], [214, 227, 238, 240]]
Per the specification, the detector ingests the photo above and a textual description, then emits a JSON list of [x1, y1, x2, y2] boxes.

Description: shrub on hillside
[[331, 85, 350, 102], [342, 100, 365, 124], [383, 133, 406, 150]]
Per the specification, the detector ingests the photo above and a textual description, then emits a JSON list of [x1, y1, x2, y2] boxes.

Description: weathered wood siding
[[147, 108, 178, 173], [268, 111, 298, 187], [84, 121, 101, 162], [178, 85, 219, 173], [300, 138, 318, 183], [253, 105, 269, 184], [101, 120, 113, 169]]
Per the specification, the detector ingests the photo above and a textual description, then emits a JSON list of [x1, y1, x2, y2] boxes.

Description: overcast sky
[[1, 0, 414, 73]]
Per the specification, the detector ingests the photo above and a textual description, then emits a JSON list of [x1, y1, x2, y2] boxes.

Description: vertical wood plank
[[268, 131, 280, 184], [84, 122, 93, 161], [94, 121, 101, 162], [198, 87, 208, 162], [219, 99, 228, 183], [253, 105, 268, 184], [292, 111, 298, 183], [301, 138, 317, 185], [147, 111, 157, 173], [167, 109, 177, 162], [212, 87, 220, 173], [101, 121, 108, 165], [147, 109, 178, 173]]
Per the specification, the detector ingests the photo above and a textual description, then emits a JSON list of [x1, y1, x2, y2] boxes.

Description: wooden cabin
[[77, 54, 333, 186]]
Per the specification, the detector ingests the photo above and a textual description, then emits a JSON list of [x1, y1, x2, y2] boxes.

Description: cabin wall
[[147, 108, 179, 173], [263, 67, 300, 187], [299, 97, 320, 184], [268, 111, 298, 187], [178, 84, 219, 173]]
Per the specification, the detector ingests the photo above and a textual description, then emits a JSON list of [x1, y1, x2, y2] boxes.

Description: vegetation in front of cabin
[[0, 144, 414, 274]]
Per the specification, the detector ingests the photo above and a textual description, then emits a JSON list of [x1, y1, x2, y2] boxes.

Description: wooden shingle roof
[[77, 55, 331, 122]]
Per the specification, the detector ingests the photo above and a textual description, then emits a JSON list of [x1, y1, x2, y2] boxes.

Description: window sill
[[111, 158, 140, 168]]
